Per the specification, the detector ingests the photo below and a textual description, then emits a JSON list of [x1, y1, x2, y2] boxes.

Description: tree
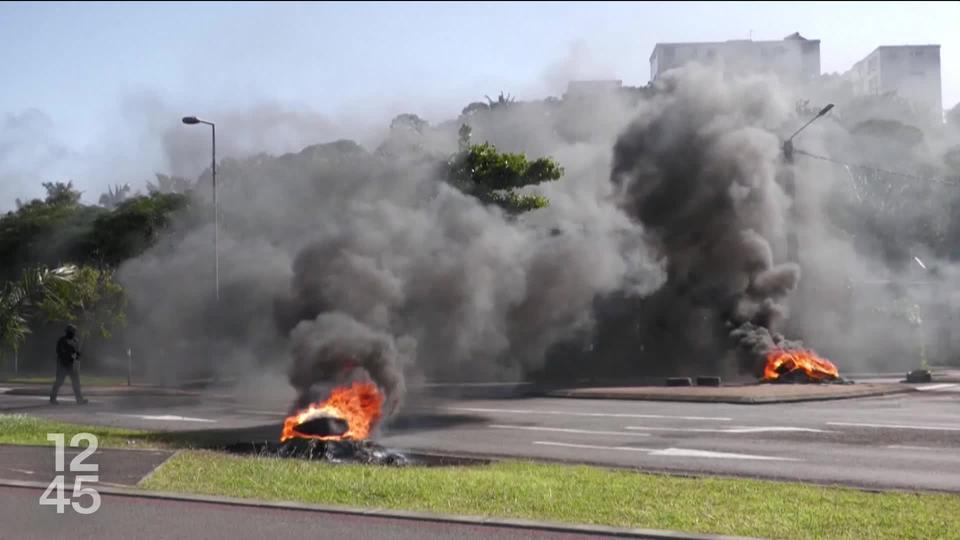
[[947, 103, 960, 131], [484, 92, 516, 109], [98, 184, 132, 209], [389, 113, 428, 134], [0, 265, 79, 356], [89, 192, 190, 266], [461, 102, 489, 117], [147, 174, 192, 195], [42, 181, 83, 206], [0, 186, 105, 280], [0, 264, 126, 358], [0, 189, 187, 280], [447, 124, 564, 214], [36, 265, 126, 343]]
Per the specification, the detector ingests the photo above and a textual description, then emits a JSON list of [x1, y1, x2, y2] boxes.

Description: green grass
[[0, 375, 129, 386], [3, 413, 957, 539], [0, 414, 172, 449], [142, 450, 960, 540]]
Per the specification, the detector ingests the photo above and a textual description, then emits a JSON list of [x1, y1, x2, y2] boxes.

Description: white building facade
[[844, 45, 943, 121], [649, 33, 821, 84]]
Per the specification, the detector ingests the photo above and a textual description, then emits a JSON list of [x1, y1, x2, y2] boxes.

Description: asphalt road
[[0, 445, 171, 485], [2, 485, 630, 540], [2, 379, 959, 492]]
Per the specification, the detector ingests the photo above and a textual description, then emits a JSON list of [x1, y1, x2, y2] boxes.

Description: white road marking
[[449, 407, 731, 421], [6, 468, 35, 475], [650, 448, 798, 461], [624, 426, 831, 434], [917, 384, 958, 391], [534, 441, 654, 452], [887, 445, 935, 451], [489, 424, 650, 437], [533, 441, 798, 461], [827, 421, 960, 432], [100, 413, 215, 423]]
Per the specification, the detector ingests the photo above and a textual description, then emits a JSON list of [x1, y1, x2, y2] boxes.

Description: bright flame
[[281, 381, 384, 442], [763, 349, 840, 382]]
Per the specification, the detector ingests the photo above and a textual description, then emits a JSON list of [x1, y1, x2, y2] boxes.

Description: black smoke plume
[[609, 66, 801, 374]]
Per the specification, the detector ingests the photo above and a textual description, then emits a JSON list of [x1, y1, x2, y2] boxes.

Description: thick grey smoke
[[288, 313, 409, 415], [0, 109, 75, 207], [270, 144, 662, 410], [106, 59, 960, 411], [608, 65, 803, 374]]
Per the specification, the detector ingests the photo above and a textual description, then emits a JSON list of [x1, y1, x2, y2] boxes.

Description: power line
[[794, 148, 960, 186]]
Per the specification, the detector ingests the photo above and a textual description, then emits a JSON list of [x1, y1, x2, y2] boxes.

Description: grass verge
[[0, 414, 171, 449], [141, 450, 960, 540]]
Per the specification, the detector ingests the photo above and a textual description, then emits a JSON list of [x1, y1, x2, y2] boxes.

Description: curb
[[0, 478, 763, 540], [540, 385, 916, 404]]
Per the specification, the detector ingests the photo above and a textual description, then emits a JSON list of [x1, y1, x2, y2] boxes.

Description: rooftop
[[650, 33, 820, 60]]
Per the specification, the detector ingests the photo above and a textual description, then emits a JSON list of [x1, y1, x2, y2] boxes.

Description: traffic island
[[542, 383, 915, 404]]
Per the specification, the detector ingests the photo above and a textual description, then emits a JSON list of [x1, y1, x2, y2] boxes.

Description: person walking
[[49, 324, 88, 405]]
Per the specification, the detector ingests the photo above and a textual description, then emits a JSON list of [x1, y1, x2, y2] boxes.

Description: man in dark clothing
[[50, 325, 88, 405]]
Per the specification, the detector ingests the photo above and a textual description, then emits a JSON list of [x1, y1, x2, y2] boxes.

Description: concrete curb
[[0, 478, 764, 540], [541, 385, 916, 404]]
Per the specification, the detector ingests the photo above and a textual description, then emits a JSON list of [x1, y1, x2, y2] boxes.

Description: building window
[[911, 50, 924, 57]]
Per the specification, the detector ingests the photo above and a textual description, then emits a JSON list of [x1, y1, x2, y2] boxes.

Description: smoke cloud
[[52, 58, 960, 412]]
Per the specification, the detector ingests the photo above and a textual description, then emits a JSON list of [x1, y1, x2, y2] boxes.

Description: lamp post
[[783, 103, 834, 163], [780, 103, 834, 263], [181, 116, 219, 301]]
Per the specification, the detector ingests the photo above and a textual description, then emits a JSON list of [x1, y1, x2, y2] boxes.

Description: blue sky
[[1, 1, 958, 205]]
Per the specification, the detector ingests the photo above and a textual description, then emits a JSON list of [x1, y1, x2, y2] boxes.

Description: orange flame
[[281, 381, 384, 442], [763, 348, 840, 382]]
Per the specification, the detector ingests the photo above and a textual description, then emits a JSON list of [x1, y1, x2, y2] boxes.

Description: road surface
[[3, 484, 636, 540], [2, 380, 959, 492]]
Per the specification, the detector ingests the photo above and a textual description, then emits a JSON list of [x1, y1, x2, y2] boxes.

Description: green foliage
[[460, 101, 489, 117], [0, 189, 187, 279], [458, 124, 472, 151], [0, 182, 104, 280], [41, 181, 83, 206], [98, 184, 132, 209], [36, 265, 127, 342], [389, 113, 428, 134], [851, 119, 924, 147], [0, 263, 127, 357], [0, 265, 79, 354], [89, 192, 189, 266], [484, 92, 516, 109], [147, 174, 193, 195], [447, 128, 564, 214]]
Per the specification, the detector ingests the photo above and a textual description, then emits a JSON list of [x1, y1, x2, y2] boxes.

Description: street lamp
[[181, 116, 219, 301], [783, 104, 834, 161]]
